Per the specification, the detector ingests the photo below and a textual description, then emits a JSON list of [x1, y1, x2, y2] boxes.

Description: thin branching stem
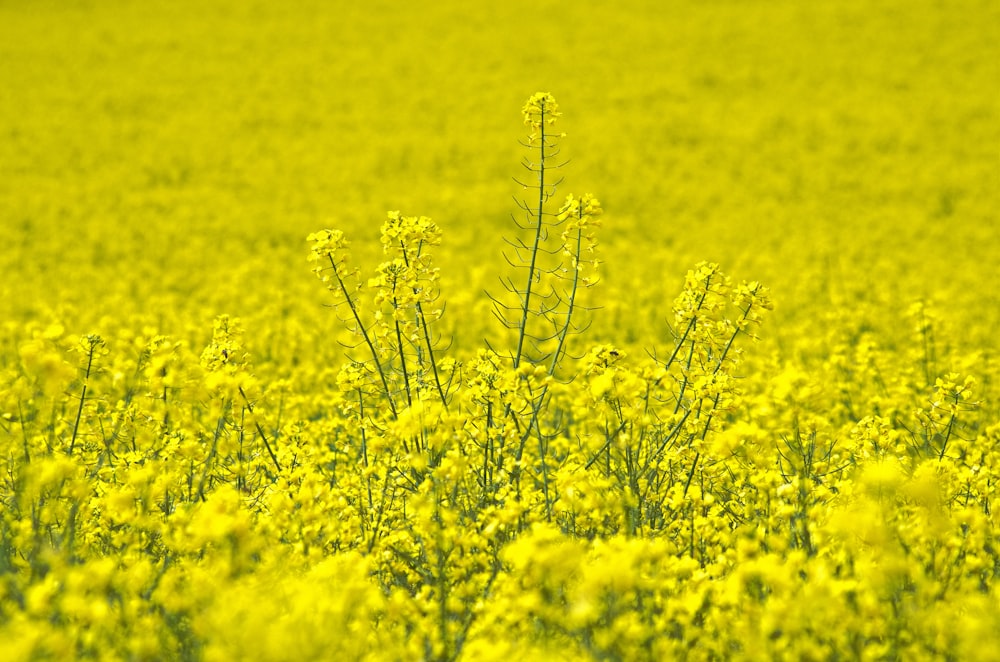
[[68, 338, 100, 456], [514, 104, 549, 369], [328, 254, 398, 419], [238, 386, 281, 474]]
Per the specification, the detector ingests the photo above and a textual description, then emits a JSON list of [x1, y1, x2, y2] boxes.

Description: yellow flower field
[[1, 0, 998, 659]]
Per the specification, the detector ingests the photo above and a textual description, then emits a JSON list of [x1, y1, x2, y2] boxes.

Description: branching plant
[[306, 93, 773, 551]]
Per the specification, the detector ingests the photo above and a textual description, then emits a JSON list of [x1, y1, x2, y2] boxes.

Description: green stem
[[238, 386, 282, 474], [68, 339, 98, 455], [514, 102, 549, 369], [328, 254, 398, 419], [549, 224, 584, 377]]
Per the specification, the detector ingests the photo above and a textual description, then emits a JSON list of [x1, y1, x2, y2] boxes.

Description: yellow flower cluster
[[522, 92, 563, 143]]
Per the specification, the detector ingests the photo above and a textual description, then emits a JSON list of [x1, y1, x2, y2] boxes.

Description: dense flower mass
[[2, 1, 998, 660]]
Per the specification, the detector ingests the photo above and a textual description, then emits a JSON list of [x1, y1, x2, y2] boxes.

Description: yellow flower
[[521, 92, 561, 130]]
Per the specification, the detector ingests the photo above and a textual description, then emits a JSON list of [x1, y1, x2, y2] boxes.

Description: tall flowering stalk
[[492, 92, 602, 372], [374, 211, 450, 410], [480, 94, 607, 513], [309, 215, 453, 424], [550, 192, 602, 377], [308, 228, 399, 420]]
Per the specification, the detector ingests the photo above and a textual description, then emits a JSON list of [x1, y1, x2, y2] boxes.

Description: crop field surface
[[1, 0, 998, 660]]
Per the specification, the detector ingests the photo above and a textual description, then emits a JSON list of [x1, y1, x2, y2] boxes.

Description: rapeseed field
[[2, 0, 998, 659]]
